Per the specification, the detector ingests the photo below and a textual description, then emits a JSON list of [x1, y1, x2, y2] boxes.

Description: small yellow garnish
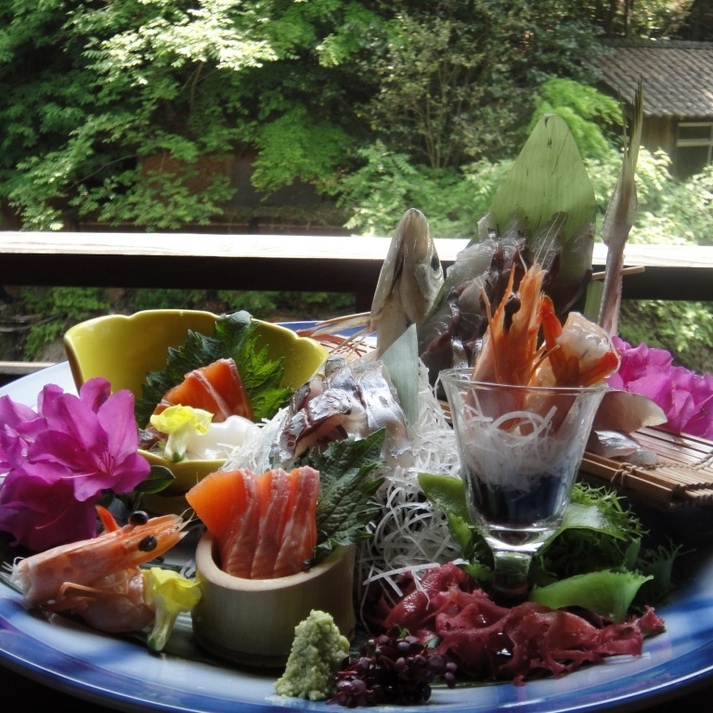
[[149, 405, 213, 461], [142, 567, 202, 652]]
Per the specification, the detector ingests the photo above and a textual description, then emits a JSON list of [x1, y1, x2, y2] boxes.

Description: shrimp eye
[[129, 510, 150, 526], [139, 535, 158, 552]]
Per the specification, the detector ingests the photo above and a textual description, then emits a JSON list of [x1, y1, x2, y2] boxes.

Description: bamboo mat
[[580, 427, 713, 510]]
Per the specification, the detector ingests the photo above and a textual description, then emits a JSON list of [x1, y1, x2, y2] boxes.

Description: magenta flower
[[607, 337, 713, 440], [0, 377, 150, 551], [0, 468, 98, 552]]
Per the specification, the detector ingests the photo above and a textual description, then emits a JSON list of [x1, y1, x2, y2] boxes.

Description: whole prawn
[[9, 506, 188, 634], [471, 259, 619, 390]]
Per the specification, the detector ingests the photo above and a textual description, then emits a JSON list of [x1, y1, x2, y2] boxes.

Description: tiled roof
[[597, 40, 713, 119]]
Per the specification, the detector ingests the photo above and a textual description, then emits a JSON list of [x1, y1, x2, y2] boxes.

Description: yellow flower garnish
[[142, 567, 202, 652], [149, 405, 213, 461]]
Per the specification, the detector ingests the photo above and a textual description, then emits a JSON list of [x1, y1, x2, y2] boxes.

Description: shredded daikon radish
[[354, 363, 463, 621], [455, 397, 592, 492], [222, 408, 287, 473], [222, 360, 465, 627]]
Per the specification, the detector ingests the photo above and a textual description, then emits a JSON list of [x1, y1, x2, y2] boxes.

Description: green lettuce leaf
[[529, 569, 651, 623], [418, 473, 656, 611]]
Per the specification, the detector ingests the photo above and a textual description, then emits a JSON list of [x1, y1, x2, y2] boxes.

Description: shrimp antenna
[[531, 211, 568, 269]]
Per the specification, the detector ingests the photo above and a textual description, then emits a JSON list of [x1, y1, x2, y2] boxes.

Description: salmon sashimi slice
[[186, 469, 253, 545], [250, 468, 292, 578], [272, 467, 320, 578], [153, 358, 253, 423], [186, 466, 320, 579], [219, 473, 261, 578], [186, 468, 261, 577]]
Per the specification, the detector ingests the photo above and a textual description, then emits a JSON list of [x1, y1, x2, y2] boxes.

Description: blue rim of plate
[[2, 327, 713, 712]]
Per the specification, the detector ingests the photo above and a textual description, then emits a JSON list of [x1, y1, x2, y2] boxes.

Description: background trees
[[1, 1, 711, 369], [0, 0, 606, 230]]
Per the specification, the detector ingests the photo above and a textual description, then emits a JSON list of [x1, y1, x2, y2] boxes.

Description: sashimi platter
[[3, 93, 713, 712]]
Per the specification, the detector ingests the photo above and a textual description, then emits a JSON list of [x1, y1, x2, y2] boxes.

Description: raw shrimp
[[10, 507, 188, 633], [418, 211, 590, 383], [471, 257, 548, 386], [536, 296, 620, 387], [471, 261, 619, 390]]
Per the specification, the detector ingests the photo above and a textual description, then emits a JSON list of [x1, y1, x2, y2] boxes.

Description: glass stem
[[491, 550, 532, 603]]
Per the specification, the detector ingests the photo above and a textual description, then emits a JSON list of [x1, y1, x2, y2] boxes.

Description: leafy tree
[[0, 0, 381, 230], [361, 1, 605, 169], [586, 0, 696, 38], [529, 79, 623, 160]]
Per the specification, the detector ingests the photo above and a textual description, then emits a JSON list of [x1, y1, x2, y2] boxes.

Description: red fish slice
[[153, 358, 253, 423]]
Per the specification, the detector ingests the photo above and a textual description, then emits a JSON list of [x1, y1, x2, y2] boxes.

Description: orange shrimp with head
[[471, 259, 548, 386], [10, 506, 188, 633], [535, 295, 620, 388], [471, 260, 620, 390]]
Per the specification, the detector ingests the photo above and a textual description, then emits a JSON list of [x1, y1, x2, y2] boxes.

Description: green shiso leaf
[[135, 311, 291, 426], [299, 430, 386, 567], [134, 465, 176, 495]]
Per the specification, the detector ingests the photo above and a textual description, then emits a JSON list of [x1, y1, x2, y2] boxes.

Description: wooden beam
[[1, 232, 712, 301]]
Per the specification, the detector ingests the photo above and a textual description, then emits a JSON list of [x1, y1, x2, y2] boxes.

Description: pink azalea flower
[[0, 468, 99, 552], [607, 337, 713, 440], [0, 377, 150, 551]]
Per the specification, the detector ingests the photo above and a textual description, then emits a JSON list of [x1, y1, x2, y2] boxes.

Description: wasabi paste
[[274, 610, 350, 701]]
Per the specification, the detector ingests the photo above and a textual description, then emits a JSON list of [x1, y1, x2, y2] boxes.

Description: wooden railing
[[2, 231, 712, 384], [2, 231, 713, 301]]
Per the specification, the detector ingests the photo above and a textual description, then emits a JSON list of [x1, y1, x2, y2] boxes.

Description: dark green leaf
[[134, 465, 176, 495], [135, 311, 291, 426], [299, 430, 386, 567]]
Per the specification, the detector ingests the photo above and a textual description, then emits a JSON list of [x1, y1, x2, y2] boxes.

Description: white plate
[[2, 359, 713, 712]]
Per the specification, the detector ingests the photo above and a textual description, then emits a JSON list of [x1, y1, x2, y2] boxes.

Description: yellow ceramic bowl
[[64, 310, 328, 497], [192, 532, 355, 667]]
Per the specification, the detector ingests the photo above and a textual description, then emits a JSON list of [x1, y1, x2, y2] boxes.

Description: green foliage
[[0, 0, 376, 229], [619, 300, 713, 374], [19, 287, 110, 359], [132, 289, 210, 312], [361, 1, 603, 169], [335, 141, 510, 237], [0, 1, 610, 229], [530, 78, 622, 159], [251, 107, 354, 193]]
